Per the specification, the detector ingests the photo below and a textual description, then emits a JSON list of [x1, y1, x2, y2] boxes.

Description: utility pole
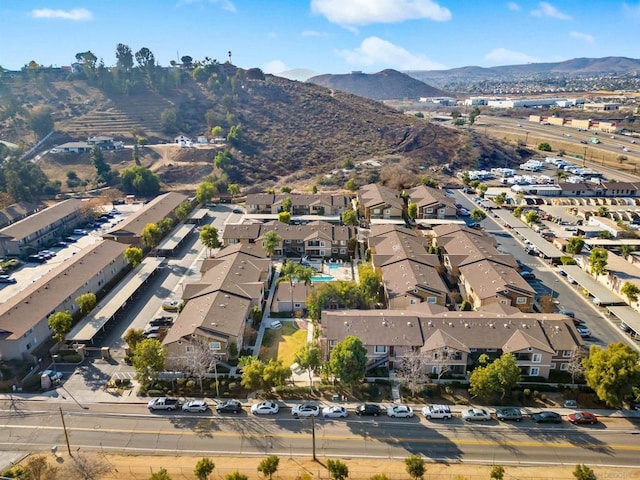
[[59, 407, 72, 456], [311, 412, 317, 461]]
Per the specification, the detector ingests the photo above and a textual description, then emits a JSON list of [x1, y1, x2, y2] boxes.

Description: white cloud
[[507, 2, 520, 11], [311, 0, 451, 25], [336, 36, 447, 70], [302, 30, 328, 37], [263, 60, 289, 74], [178, 0, 236, 12], [484, 48, 540, 66], [622, 2, 640, 18], [531, 2, 572, 20], [570, 31, 595, 46], [31, 8, 92, 20]]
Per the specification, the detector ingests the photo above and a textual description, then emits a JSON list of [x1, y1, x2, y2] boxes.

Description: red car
[[568, 411, 598, 425]]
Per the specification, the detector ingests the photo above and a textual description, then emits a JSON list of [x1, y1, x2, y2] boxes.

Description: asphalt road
[[1, 402, 639, 466]]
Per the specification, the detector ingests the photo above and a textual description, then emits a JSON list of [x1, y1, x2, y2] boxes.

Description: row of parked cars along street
[[147, 399, 598, 424]]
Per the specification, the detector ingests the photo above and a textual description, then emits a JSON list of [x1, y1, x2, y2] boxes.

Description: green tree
[[239, 356, 265, 391], [494, 192, 507, 206], [132, 338, 166, 387], [460, 299, 473, 311], [115, 43, 134, 71], [583, 342, 640, 407], [404, 454, 425, 480], [468, 107, 481, 125], [490, 466, 505, 480], [407, 202, 418, 220], [160, 108, 178, 134], [420, 176, 437, 188], [149, 468, 172, 480], [214, 150, 232, 170], [328, 336, 367, 387], [342, 209, 357, 226], [477, 183, 488, 197], [621, 245, 635, 259], [282, 196, 292, 213], [158, 217, 174, 236], [125, 246, 143, 268], [123, 328, 145, 351], [225, 472, 248, 480], [621, 281, 640, 303], [307, 281, 366, 320], [555, 169, 569, 184], [228, 183, 240, 197], [196, 181, 215, 204], [120, 165, 160, 196], [194, 458, 215, 480], [598, 230, 613, 239], [524, 210, 539, 225], [28, 107, 54, 139], [280, 185, 292, 193], [48, 311, 73, 343], [90, 145, 111, 184], [573, 464, 596, 480], [262, 231, 281, 257], [141, 223, 163, 248], [513, 206, 523, 218], [199, 225, 220, 256], [470, 208, 486, 223], [589, 247, 608, 277], [174, 200, 192, 222], [371, 475, 391, 480], [326, 460, 349, 480], [344, 178, 357, 192], [278, 211, 291, 224], [257, 455, 279, 480], [294, 343, 322, 389], [262, 359, 291, 390], [565, 237, 584, 257], [358, 263, 381, 306], [75, 292, 97, 315], [227, 124, 242, 146], [469, 353, 521, 400], [538, 142, 552, 152], [211, 125, 224, 138], [597, 206, 610, 217]]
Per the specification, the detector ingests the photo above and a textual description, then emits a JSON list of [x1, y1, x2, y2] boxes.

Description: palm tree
[[621, 245, 634, 260], [279, 262, 303, 318], [555, 170, 569, 184]]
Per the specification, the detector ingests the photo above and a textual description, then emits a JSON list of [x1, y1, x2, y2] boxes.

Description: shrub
[[523, 388, 531, 397]]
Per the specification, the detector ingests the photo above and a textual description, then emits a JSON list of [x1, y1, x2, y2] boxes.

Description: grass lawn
[[259, 322, 308, 366]]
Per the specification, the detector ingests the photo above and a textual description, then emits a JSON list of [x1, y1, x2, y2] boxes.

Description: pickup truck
[[421, 404, 453, 420], [148, 397, 180, 411]]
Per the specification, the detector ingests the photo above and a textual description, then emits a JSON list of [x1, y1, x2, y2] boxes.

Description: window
[[427, 208, 433, 213], [374, 345, 387, 354], [550, 362, 556, 370], [340, 240, 346, 245], [532, 354, 541, 363], [529, 367, 539, 376], [209, 342, 222, 351], [562, 350, 572, 358], [332, 248, 338, 253], [469, 348, 477, 352], [185, 345, 195, 353], [294, 303, 301, 308], [516, 297, 527, 304], [427, 297, 437, 303], [486, 348, 497, 352], [410, 299, 417, 305], [373, 208, 381, 214], [560, 363, 569, 371], [187, 358, 196, 366], [285, 240, 291, 244], [329, 340, 337, 347]]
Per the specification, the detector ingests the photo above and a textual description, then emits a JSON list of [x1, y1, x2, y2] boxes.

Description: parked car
[[571, 318, 585, 327], [355, 403, 381, 417], [42, 370, 63, 381], [182, 400, 209, 412], [251, 401, 279, 415], [292, 403, 320, 417], [64, 236, 77, 243], [322, 406, 348, 418], [73, 229, 88, 235], [576, 325, 591, 338], [232, 209, 243, 214], [143, 325, 167, 336], [421, 404, 452, 420], [532, 411, 562, 423], [27, 254, 46, 264], [568, 411, 598, 425], [557, 309, 575, 318], [162, 300, 180, 311], [495, 407, 522, 422], [0, 275, 17, 284], [462, 408, 491, 422], [387, 405, 414, 418], [52, 241, 68, 248], [521, 271, 535, 280], [216, 400, 242, 414], [563, 399, 578, 409], [268, 320, 283, 330], [149, 316, 174, 327], [148, 397, 180, 411]]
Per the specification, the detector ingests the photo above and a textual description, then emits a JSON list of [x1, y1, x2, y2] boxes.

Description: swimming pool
[[311, 274, 335, 282], [328, 263, 340, 270]]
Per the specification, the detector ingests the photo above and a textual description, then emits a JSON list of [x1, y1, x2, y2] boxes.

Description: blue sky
[[1, 0, 639, 75]]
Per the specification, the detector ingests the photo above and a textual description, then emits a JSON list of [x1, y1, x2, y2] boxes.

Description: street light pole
[[311, 411, 317, 461]]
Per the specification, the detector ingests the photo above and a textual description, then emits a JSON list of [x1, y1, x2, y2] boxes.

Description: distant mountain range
[[307, 69, 449, 101], [405, 56, 640, 85]]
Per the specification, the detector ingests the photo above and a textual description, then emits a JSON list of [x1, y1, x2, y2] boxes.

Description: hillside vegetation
[[0, 62, 518, 199]]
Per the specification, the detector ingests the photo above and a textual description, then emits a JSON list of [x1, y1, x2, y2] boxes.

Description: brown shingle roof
[[0, 199, 82, 241], [358, 184, 404, 209]]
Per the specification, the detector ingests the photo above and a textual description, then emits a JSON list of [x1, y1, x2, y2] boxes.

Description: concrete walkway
[[251, 269, 280, 357]]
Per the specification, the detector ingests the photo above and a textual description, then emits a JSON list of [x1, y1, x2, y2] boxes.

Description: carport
[[155, 224, 194, 257], [67, 256, 165, 344], [496, 209, 564, 261], [187, 208, 208, 225], [558, 265, 626, 306], [607, 305, 640, 337]]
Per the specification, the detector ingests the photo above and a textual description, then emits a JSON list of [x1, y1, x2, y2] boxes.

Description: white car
[[291, 403, 320, 417], [322, 406, 348, 418], [387, 405, 414, 418], [421, 404, 452, 420], [251, 401, 280, 415], [268, 320, 282, 330], [182, 400, 209, 412], [462, 408, 491, 421]]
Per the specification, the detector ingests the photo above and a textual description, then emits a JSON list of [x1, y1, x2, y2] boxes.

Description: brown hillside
[[1, 69, 520, 191]]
